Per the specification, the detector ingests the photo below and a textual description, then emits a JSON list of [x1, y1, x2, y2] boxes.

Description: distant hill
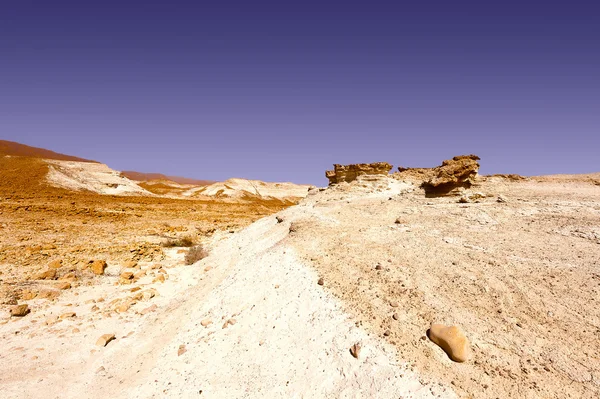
[[0, 140, 97, 163], [121, 171, 215, 186]]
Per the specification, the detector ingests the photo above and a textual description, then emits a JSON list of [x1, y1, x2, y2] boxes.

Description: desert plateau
[[0, 143, 598, 398]]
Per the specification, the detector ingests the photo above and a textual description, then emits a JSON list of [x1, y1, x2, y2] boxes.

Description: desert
[[1, 143, 598, 398]]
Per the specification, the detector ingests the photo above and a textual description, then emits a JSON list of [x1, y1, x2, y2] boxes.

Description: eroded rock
[[420, 155, 480, 196], [326, 163, 393, 185]]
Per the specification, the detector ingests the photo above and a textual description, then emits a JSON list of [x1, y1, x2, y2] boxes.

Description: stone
[[91, 260, 107, 276], [96, 334, 116, 347], [60, 312, 76, 319], [350, 343, 361, 359], [48, 259, 63, 269], [123, 261, 138, 269], [60, 272, 77, 281], [428, 323, 471, 362], [178, 344, 186, 356], [389, 300, 399, 308], [10, 304, 30, 317], [120, 271, 134, 280], [201, 319, 212, 327], [116, 301, 133, 313], [58, 282, 71, 290], [153, 274, 165, 283], [317, 278, 324, 286], [221, 319, 236, 329], [21, 290, 37, 300], [326, 162, 393, 185], [276, 216, 284, 223], [37, 289, 60, 300], [34, 268, 57, 280]]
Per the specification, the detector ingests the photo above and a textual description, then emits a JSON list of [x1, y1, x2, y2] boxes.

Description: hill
[[0, 140, 97, 163], [120, 171, 215, 186]]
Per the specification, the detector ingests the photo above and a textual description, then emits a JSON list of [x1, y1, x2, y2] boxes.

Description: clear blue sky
[[1, 1, 598, 184]]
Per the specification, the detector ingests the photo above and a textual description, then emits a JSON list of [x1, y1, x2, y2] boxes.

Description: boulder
[[326, 162, 393, 185]]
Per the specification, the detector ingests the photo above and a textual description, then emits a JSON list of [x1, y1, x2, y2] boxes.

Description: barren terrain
[[1, 154, 599, 398]]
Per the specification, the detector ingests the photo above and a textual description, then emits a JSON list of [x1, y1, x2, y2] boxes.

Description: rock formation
[[396, 155, 480, 196], [326, 162, 393, 185]]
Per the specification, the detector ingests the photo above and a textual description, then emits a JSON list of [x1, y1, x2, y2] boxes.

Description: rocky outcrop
[[396, 155, 480, 196], [326, 162, 393, 185]]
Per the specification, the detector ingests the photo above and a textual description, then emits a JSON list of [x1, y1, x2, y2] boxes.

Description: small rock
[[392, 313, 399, 320], [383, 330, 390, 337], [317, 278, 324, 286], [221, 318, 236, 329], [389, 301, 399, 308], [497, 195, 507, 203], [120, 271, 134, 280], [10, 304, 30, 317], [60, 272, 77, 281], [57, 282, 71, 290], [458, 196, 469, 204], [276, 216, 284, 223], [96, 334, 116, 347], [91, 260, 108, 276], [60, 312, 76, 319], [350, 343, 361, 359], [201, 319, 212, 327], [123, 261, 138, 269], [116, 302, 132, 313], [153, 274, 166, 283], [375, 264, 382, 270], [48, 259, 63, 269], [204, 266, 212, 272], [34, 269, 57, 280], [428, 323, 471, 362], [178, 344, 187, 356]]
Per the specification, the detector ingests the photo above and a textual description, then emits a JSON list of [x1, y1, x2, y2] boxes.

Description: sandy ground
[[1, 165, 599, 398]]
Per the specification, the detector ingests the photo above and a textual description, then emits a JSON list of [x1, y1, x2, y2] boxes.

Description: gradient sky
[[1, 1, 598, 184]]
